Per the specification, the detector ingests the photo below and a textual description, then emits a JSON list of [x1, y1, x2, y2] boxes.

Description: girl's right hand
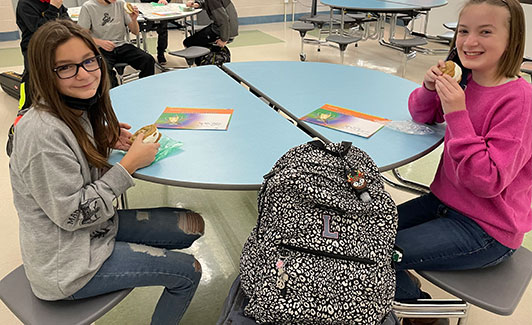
[[423, 60, 445, 91], [119, 134, 160, 174]]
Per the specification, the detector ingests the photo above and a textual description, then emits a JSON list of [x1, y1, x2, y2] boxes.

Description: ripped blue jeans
[[394, 193, 515, 301], [68, 207, 204, 324]]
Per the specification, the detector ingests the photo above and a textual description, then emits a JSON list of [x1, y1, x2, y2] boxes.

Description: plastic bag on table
[[384, 120, 435, 135], [114, 134, 183, 165], [153, 134, 184, 163]]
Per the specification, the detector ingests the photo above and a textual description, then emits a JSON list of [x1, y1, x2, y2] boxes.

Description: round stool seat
[[0, 265, 132, 325], [326, 34, 362, 45], [443, 21, 457, 30], [520, 61, 532, 75], [346, 12, 367, 20], [304, 14, 341, 27], [169, 46, 210, 60], [113, 62, 128, 74], [389, 37, 428, 48], [437, 31, 454, 42], [346, 12, 377, 22], [291, 21, 315, 32]]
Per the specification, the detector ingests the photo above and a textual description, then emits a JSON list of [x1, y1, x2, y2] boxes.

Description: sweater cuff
[[445, 110, 475, 138], [100, 164, 135, 198], [422, 82, 437, 92]]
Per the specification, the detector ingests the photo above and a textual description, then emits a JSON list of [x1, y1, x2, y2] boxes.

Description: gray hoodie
[[9, 108, 134, 300]]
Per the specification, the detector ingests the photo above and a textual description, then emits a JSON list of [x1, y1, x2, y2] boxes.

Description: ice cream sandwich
[[131, 124, 161, 144], [439, 60, 462, 83]]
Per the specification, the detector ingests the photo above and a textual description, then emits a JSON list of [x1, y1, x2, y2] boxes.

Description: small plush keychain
[[347, 169, 371, 202]]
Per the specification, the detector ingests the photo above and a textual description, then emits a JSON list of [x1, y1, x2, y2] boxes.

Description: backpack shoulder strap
[[308, 140, 351, 158]]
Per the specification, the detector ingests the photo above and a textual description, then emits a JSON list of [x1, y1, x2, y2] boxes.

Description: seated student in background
[[78, 0, 155, 88], [184, 0, 238, 49], [395, 0, 531, 323], [15, 0, 70, 110], [140, 0, 171, 65], [9, 19, 203, 324]]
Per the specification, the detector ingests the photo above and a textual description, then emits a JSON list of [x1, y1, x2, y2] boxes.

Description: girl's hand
[[435, 74, 466, 114], [114, 122, 132, 151], [423, 60, 446, 91], [119, 134, 160, 174]]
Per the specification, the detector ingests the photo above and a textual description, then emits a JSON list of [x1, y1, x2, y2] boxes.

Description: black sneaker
[[157, 54, 167, 65]]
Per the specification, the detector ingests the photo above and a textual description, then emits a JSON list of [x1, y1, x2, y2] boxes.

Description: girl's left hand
[[435, 74, 466, 114], [114, 122, 133, 151]]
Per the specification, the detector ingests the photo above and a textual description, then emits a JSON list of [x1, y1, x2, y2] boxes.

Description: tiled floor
[[1, 21, 531, 325]]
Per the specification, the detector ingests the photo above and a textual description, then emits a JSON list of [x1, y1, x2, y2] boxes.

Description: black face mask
[[61, 93, 99, 111]]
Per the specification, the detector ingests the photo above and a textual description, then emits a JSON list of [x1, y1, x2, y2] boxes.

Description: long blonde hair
[[27, 19, 119, 169]]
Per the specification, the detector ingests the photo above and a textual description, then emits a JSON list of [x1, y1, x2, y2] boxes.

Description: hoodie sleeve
[[17, 2, 70, 34], [19, 132, 134, 232], [207, 0, 231, 41]]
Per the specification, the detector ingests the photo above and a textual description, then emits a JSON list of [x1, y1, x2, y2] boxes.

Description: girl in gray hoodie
[[9, 19, 204, 324]]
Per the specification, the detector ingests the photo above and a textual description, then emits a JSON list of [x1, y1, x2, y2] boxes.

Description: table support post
[[381, 169, 430, 195], [329, 8, 333, 35]]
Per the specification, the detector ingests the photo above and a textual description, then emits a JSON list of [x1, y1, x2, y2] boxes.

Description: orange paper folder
[[155, 107, 234, 130], [301, 104, 390, 138]]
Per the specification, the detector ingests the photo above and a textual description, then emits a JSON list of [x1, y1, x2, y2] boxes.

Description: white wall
[[524, 3, 532, 58], [0, 0, 17, 35], [232, 0, 327, 18], [423, 0, 464, 37]]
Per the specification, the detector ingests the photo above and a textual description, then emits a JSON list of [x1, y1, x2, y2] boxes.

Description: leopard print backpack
[[240, 140, 398, 324]]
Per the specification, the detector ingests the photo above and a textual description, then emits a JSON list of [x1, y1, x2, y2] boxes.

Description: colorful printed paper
[[155, 107, 234, 130], [150, 4, 183, 16], [300, 104, 390, 138]]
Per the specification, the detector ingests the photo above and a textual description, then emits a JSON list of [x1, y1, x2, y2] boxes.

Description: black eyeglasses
[[53, 55, 102, 79]]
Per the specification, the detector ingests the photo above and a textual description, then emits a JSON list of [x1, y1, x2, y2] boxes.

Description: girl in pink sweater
[[394, 0, 532, 311]]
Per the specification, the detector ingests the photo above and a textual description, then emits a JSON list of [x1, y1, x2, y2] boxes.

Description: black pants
[[183, 23, 219, 48], [99, 43, 155, 88], [145, 20, 168, 56], [140, 0, 168, 56]]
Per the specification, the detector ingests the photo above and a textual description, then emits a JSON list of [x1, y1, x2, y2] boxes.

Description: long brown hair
[[450, 0, 525, 79], [27, 19, 119, 169]]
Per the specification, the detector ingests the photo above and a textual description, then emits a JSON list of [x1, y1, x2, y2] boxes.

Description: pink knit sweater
[[408, 77, 532, 249]]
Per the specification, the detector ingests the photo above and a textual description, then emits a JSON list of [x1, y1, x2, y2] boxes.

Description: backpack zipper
[[279, 242, 376, 265]]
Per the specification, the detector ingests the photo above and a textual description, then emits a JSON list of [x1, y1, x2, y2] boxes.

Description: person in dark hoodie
[[183, 0, 238, 49], [6, 0, 71, 157], [16, 0, 70, 111]]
